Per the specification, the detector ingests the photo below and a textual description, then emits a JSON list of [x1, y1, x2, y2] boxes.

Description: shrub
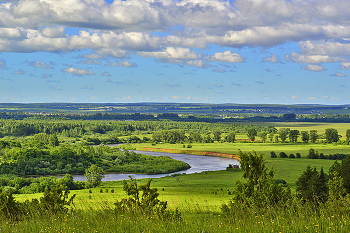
[[40, 184, 76, 214], [296, 153, 301, 158], [270, 151, 277, 158], [279, 152, 288, 158], [289, 154, 295, 158], [0, 188, 19, 220]]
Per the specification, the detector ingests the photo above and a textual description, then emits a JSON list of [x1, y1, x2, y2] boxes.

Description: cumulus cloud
[[62, 67, 96, 76], [102, 72, 111, 76], [340, 63, 350, 70], [28, 61, 53, 69], [42, 74, 52, 78], [0, 0, 349, 65], [262, 54, 280, 63], [215, 83, 223, 88], [78, 60, 101, 65], [185, 60, 210, 68], [212, 68, 225, 73], [330, 72, 347, 77], [107, 61, 137, 67], [301, 64, 326, 72], [286, 52, 347, 64], [13, 69, 25, 75], [206, 50, 245, 63], [138, 47, 201, 60]]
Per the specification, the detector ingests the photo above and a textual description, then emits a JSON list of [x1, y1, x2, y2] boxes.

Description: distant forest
[[2, 103, 350, 122]]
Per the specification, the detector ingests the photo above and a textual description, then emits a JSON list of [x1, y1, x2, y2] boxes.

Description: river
[[72, 148, 240, 181]]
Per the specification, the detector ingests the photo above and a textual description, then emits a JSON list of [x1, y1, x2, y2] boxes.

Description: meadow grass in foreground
[[3, 195, 350, 232]]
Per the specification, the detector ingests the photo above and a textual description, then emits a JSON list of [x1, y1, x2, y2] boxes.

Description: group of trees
[[223, 151, 350, 215], [244, 128, 346, 144], [0, 137, 190, 176]]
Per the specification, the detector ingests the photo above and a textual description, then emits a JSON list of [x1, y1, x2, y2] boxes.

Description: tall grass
[[2, 196, 350, 232]]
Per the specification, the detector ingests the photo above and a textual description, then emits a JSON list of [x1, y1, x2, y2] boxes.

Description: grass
[[15, 170, 242, 212]]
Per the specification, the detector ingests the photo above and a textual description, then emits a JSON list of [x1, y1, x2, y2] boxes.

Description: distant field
[[257, 122, 350, 137]]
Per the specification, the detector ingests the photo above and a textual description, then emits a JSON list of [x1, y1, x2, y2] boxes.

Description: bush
[[296, 153, 301, 158], [279, 152, 288, 158], [40, 184, 76, 214], [270, 151, 277, 158], [0, 188, 19, 220], [289, 154, 295, 158]]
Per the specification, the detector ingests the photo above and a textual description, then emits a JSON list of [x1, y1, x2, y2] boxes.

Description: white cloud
[[185, 60, 210, 68], [340, 62, 350, 70], [0, 0, 350, 63], [138, 47, 201, 60], [107, 61, 137, 67], [41, 26, 66, 38], [212, 68, 225, 73], [330, 72, 347, 77], [286, 52, 348, 64], [206, 50, 245, 63], [102, 72, 111, 76], [78, 60, 101, 65], [262, 54, 280, 63], [61, 67, 96, 76], [301, 64, 326, 72], [28, 61, 53, 69], [13, 69, 25, 75]]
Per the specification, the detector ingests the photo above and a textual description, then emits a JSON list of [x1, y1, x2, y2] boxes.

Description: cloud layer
[[0, 0, 350, 67]]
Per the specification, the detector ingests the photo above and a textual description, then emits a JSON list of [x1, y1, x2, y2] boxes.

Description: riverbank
[[135, 146, 240, 160]]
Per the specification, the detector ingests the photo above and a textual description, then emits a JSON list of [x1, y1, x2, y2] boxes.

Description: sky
[[1, 0, 350, 104]]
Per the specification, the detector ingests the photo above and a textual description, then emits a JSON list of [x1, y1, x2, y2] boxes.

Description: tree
[[268, 133, 274, 142], [49, 134, 59, 147], [325, 128, 341, 143], [85, 165, 105, 188], [296, 166, 328, 203], [223, 150, 292, 210], [226, 131, 236, 143], [328, 171, 347, 201], [346, 129, 350, 141], [288, 130, 299, 143], [278, 128, 289, 143], [212, 129, 222, 142], [300, 131, 309, 143], [247, 128, 257, 141], [258, 131, 267, 143], [309, 130, 318, 143]]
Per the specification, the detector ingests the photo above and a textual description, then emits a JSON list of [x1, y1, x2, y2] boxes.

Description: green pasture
[[15, 170, 242, 212]]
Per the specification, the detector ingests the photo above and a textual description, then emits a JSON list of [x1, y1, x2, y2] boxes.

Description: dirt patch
[[140, 147, 240, 160]]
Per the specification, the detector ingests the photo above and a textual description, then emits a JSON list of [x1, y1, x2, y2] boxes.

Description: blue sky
[[0, 0, 350, 104]]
